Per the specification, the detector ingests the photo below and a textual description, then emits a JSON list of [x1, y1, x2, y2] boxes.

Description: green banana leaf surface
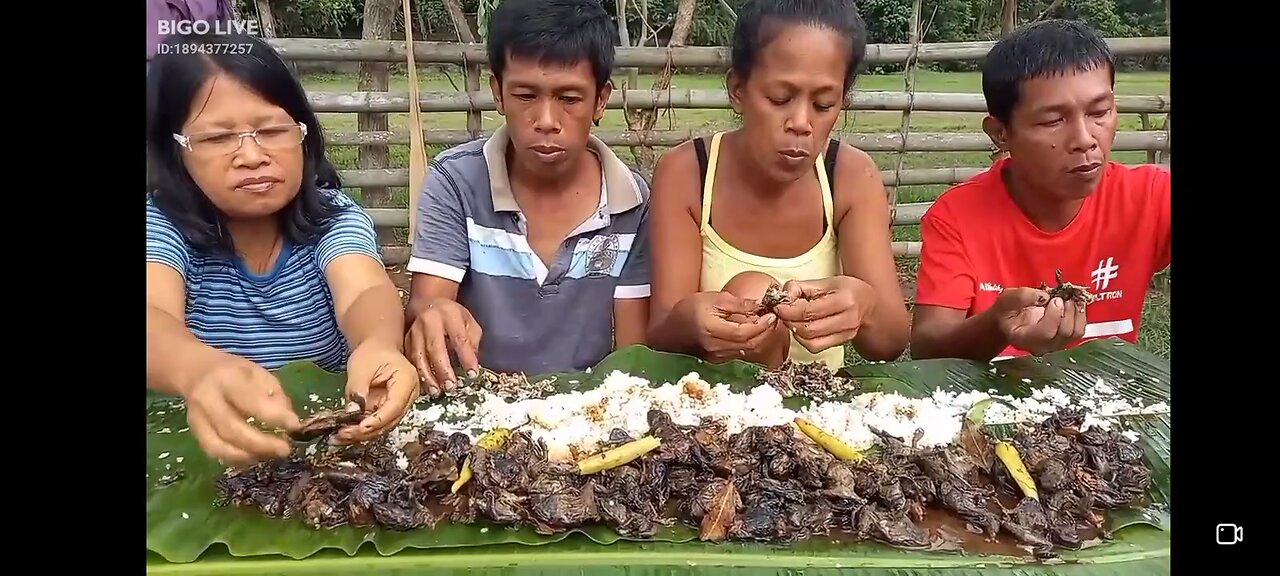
[[147, 338, 1170, 575]]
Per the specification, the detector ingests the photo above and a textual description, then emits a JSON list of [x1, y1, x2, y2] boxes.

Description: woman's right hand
[[685, 291, 778, 362], [180, 353, 302, 465]]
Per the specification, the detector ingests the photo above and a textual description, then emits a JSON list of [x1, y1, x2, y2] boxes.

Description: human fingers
[[1050, 300, 1082, 348], [344, 368, 416, 442], [363, 363, 417, 436], [779, 278, 836, 302], [186, 404, 257, 465], [342, 352, 377, 412], [404, 327, 438, 396], [771, 297, 808, 323], [1072, 299, 1087, 341], [421, 312, 459, 391], [461, 312, 484, 377], [208, 385, 293, 460], [996, 287, 1050, 313], [706, 312, 776, 344], [793, 329, 859, 355], [240, 370, 302, 433], [710, 292, 765, 317], [700, 315, 776, 359], [441, 307, 480, 390], [1023, 297, 1068, 351], [772, 280, 831, 322], [786, 312, 856, 343], [732, 321, 778, 358]]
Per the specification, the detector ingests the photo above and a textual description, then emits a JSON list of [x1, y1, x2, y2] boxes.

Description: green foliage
[[234, 0, 1168, 72]]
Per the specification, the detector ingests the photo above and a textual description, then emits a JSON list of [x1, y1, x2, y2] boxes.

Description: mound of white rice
[[383, 369, 1167, 461]]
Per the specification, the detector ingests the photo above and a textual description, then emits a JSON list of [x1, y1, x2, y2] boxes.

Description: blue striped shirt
[[146, 190, 382, 371]]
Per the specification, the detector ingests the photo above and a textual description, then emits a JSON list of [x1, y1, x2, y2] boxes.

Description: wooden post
[[1001, 0, 1018, 36], [443, 0, 482, 140], [1140, 113, 1155, 164], [357, 0, 398, 249], [890, 0, 923, 228], [623, 0, 697, 171]]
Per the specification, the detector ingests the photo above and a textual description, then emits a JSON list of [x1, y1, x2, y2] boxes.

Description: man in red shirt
[[910, 19, 1171, 362]]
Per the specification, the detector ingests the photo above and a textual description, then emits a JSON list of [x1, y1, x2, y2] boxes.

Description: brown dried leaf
[[958, 419, 993, 472], [698, 478, 740, 541]]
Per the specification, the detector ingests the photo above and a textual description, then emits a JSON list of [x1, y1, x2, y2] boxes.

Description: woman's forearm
[[646, 298, 703, 356], [147, 305, 223, 396], [339, 284, 406, 353], [850, 284, 911, 361]]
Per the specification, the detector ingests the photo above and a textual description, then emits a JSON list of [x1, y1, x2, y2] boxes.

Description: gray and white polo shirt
[[407, 125, 651, 376]]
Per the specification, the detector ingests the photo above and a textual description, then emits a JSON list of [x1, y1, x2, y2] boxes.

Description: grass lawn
[[302, 68, 1172, 363]]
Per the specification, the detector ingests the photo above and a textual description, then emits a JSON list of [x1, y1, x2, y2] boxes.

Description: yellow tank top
[[698, 131, 845, 371]]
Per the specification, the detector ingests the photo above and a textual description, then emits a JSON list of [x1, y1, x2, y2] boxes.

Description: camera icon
[[1216, 523, 1243, 545]]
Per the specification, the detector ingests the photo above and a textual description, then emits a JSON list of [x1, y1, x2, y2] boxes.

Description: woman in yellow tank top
[[645, 0, 910, 371]]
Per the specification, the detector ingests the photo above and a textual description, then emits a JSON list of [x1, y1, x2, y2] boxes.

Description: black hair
[[486, 0, 618, 93], [146, 32, 342, 258], [731, 0, 868, 94], [982, 19, 1116, 124]]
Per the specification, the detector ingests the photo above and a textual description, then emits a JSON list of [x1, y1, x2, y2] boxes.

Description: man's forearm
[[912, 308, 1010, 362], [341, 284, 406, 353], [147, 306, 223, 396]]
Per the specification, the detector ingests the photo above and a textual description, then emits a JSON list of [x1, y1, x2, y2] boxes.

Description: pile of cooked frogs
[[214, 401, 1152, 560]]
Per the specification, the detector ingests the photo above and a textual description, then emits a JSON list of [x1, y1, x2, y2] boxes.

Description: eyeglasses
[[173, 122, 308, 157]]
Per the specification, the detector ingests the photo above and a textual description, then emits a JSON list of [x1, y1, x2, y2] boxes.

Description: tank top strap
[[699, 132, 725, 230], [815, 143, 836, 228]]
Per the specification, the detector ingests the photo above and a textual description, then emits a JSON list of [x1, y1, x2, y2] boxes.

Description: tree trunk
[[443, 0, 482, 137], [254, 0, 277, 38], [625, 0, 697, 171], [1001, 0, 1018, 36], [1033, 0, 1065, 23], [358, 0, 398, 246], [442, 0, 476, 43], [615, 0, 636, 89]]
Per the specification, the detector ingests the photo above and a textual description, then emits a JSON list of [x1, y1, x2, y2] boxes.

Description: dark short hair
[[486, 0, 618, 92], [146, 32, 342, 257], [982, 19, 1116, 124], [731, 0, 868, 94]]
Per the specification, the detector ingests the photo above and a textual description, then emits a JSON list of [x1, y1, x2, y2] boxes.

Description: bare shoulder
[[831, 142, 887, 217], [650, 139, 704, 210]]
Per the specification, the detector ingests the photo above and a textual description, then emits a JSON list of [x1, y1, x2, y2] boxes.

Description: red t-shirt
[[915, 157, 1171, 358]]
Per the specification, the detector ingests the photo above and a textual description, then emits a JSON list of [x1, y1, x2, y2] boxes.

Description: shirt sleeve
[[614, 201, 651, 299], [146, 201, 191, 280], [314, 191, 383, 271], [407, 164, 470, 283], [1150, 165, 1171, 271], [914, 204, 977, 311]]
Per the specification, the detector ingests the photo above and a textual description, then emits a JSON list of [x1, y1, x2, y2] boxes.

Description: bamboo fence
[[269, 27, 1170, 263]]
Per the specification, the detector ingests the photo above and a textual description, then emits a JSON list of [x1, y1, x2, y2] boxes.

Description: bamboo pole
[[889, 0, 924, 225], [261, 36, 1169, 66], [334, 165, 1049, 189], [302, 89, 1171, 114], [400, 0, 427, 248], [319, 128, 1170, 151]]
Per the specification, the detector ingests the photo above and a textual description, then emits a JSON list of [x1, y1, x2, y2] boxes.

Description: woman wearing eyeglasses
[[146, 33, 418, 466]]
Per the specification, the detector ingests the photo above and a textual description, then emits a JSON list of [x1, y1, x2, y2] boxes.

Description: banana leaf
[[147, 338, 1170, 574]]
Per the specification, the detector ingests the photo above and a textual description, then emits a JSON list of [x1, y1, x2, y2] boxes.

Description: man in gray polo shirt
[[403, 0, 651, 395]]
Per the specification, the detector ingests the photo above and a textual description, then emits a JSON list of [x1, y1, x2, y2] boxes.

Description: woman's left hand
[[336, 342, 420, 443], [772, 276, 876, 354]]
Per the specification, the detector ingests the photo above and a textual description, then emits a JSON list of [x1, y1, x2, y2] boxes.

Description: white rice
[[381, 369, 1168, 461]]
